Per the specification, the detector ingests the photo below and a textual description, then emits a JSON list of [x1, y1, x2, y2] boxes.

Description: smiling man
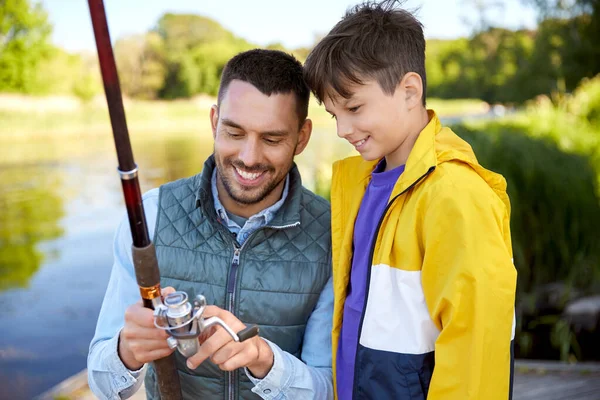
[[88, 49, 334, 400]]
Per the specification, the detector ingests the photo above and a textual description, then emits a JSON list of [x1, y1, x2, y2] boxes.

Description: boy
[[303, 1, 517, 399]]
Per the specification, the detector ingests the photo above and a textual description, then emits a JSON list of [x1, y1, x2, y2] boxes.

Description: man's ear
[[399, 72, 423, 110], [295, 118, 313, 156], [210, 105, 219, 139]]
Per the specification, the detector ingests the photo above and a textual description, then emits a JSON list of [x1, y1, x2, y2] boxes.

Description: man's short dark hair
[[218, 49, 310, 124], [304, 0, 427, 106]]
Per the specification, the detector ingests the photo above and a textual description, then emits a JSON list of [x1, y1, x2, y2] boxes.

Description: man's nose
[[238, 138, 261, 167]]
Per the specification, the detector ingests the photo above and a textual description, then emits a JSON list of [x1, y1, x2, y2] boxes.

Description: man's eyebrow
[[221, 118, 244, 130], [261, 130, 289, 137], [221, 118, 288, 136]]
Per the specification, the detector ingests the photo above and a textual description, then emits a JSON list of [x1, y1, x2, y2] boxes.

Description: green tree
[[115, 32, 166, 99], [525, 0, 600, 92], [154, 14, 253, 99], [0, 0, 52, 93]]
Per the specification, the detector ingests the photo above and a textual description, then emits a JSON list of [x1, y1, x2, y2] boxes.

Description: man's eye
[[264, 138, 282, 145], [227, 132, 242, 139]]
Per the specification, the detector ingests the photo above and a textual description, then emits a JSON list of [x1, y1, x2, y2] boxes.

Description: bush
[[452, 124, 600, 296]]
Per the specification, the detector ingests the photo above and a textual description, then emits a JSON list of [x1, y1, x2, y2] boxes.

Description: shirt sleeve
[[87, 189, 160, 400]]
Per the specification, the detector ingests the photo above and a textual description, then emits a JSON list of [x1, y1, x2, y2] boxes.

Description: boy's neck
[[384, 107, 430, 171]]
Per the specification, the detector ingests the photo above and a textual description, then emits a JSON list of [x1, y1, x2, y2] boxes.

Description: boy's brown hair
[[304, 0, 427, 106]]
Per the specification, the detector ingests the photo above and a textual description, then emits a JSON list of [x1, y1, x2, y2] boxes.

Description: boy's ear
[[400, 72, 423, 109]]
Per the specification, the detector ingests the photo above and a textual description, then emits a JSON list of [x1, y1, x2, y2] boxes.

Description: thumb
[[161, 286, 176, 296]]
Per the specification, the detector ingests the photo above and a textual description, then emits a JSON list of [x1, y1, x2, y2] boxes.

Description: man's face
[[211, 80, 311, 211]]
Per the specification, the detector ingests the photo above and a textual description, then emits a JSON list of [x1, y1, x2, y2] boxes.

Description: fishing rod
[[87, 1, 182, 398]]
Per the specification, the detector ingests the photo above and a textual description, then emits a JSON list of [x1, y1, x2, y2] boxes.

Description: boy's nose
[[336, 119, 353, 139]]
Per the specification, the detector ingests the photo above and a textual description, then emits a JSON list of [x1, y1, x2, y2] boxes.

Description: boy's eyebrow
[[221, 118, 288, 136], [325, 95, 357, 114]]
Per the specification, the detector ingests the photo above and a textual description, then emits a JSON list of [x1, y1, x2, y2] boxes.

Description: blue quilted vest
[[145, 156, 332, 399]]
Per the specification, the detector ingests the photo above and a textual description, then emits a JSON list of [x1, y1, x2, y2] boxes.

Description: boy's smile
[[323, 76, 428, 171]]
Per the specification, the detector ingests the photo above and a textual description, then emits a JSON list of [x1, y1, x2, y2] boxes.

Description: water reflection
[[0, 165, 65, 291], [0, 129, 349, 399], [134, 135, 213, 189]]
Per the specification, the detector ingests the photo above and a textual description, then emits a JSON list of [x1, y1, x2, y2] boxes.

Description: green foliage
[[114, 32, 166, 99], [484, 74, 600, 186], [426, 7, 599, 104], [0, 0, 52, 93], [1, 1, 598, 105], [152, 14, 254, 99], [427, 30, 537, 103], [452, 82, 600, 295]]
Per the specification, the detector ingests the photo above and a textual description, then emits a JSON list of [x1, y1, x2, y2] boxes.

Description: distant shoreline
[[0, 93, 490, 139]]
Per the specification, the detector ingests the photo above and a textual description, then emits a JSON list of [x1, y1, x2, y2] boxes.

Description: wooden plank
[[37, 362, 600, 399]]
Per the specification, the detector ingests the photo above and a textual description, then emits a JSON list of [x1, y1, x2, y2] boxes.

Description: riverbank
[[0, 93, 490, 139]]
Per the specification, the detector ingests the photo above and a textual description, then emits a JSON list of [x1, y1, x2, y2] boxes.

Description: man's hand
[[118, 286, 176, 370], [186, 306, 273, 379]]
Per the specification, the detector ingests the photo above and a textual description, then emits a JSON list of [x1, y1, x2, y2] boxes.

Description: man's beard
[[216, 158, 291, 205]]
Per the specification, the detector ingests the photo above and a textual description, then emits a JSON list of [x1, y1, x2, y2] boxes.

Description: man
[[88, 49, 334, 400]]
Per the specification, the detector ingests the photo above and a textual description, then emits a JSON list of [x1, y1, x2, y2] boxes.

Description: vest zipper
[[351, 166, 435, 398], [224, 221, 300, 400], [227, 246, 241, 400]]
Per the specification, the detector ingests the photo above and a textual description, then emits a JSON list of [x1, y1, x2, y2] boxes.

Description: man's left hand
[[186, 305, 273, 379]]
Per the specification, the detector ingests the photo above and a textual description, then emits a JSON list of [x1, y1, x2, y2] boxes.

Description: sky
[[41, 0, 539, 52]]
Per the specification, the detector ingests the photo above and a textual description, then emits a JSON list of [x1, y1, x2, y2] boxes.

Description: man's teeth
[[236, 168, 262, 180], [356, 138, 366, 147]]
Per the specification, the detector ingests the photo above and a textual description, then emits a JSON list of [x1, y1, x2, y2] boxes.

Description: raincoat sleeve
[[420, 183, 517, 400]]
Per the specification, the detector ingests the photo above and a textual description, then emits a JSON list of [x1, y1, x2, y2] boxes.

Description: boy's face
[[323, 76, 423, 169], [210, 80, 311, 213]]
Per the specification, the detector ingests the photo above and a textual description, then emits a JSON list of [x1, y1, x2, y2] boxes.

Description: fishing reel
[[154, 291, 259, 358]]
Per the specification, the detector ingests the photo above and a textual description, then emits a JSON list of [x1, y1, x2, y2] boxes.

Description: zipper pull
[[232, 248, 241, 265], [227, 248, 241, 294]]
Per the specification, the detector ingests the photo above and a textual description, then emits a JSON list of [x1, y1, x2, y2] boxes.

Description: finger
[[161, 286, 176, 296], [201, 306, 246, 332], [198, 325, 218, 344], [187, 327, 233, 369], [129, 338, 174, 353], [122, 324, 170, 341], [217, 344, 259, 372], [135, 346, 176, 364], [201, 305, 221, 318], [210, 341, 244, 365], [125, 304, 158, 328]]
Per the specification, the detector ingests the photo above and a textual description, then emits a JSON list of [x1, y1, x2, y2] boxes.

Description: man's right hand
[[118, 287, 176, 370]]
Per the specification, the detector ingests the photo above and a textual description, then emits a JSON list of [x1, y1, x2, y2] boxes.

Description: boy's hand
[[118, 286, 176, 370], [186, 306, 273, 379]]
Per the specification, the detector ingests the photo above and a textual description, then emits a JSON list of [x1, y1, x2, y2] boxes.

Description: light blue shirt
[[87, 172, 334, 400], [211, 170, 289, 246]]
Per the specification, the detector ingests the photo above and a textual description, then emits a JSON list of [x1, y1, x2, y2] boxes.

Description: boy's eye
[[348, 105, 361, 113]]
